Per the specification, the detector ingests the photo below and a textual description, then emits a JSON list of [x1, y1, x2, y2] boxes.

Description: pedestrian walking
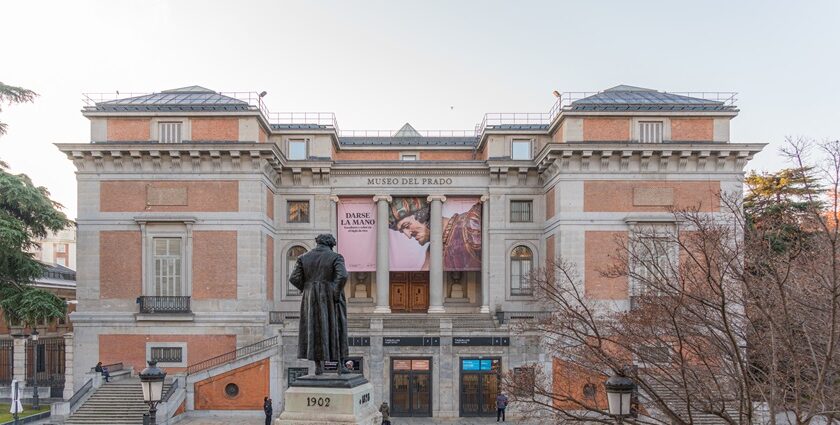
[[264, 396, 273, 425], [496, 392, 509, 422]]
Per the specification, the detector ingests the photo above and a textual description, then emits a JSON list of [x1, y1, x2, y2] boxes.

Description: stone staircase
[[65, 379, 171, 425], [644, 379, 743, 424]]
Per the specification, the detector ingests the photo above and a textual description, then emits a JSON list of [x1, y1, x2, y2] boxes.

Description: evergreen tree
[[0, 82, 70, 327]]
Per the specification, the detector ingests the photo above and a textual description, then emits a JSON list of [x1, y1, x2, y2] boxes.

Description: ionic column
[[427, 195, 446, 313], [480, 195, 491, 313], [373, 195, 392, 314]]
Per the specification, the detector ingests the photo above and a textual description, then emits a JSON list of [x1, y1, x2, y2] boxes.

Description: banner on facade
[[337, 197, 377, 271], [388, 197, 431, 271], [386, 196, 482, 271], [442, 197, 482, 271]]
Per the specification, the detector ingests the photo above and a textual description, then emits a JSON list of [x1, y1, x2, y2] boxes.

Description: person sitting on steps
[[94, 362, 110, 382]]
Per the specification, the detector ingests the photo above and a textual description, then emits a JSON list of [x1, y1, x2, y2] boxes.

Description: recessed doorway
[[390, 357, 432, 417], [390, 272, 429, 312]]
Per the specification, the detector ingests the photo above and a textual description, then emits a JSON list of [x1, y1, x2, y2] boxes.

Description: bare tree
[[505, 138, 840, 425]]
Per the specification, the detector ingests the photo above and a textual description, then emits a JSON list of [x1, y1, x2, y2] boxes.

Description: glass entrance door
[[391, 358, 432, 417], [460, 358, 501, 416]]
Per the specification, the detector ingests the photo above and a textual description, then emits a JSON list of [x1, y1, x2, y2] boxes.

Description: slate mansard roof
[[570, 85, 736, 112], [90, 86, 251, 112]]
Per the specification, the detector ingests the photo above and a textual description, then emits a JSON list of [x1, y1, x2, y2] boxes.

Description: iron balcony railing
[[137, 296, 191, 314], [186, 336, 278, 375], [269, 311, 284, 324], [338, 129, 477, 138]]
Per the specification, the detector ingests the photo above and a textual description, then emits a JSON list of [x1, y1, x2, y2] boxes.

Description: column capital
[[373, 195, 392, 203], [480, 195, 489, 203], [426, 195, 447, 203], [329, 195, 340, 203]]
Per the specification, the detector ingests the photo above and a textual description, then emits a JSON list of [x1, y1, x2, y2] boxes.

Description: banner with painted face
[[337, 197, 377, 271], [441, 197, 482, 271], [387, 196, 483, 271]]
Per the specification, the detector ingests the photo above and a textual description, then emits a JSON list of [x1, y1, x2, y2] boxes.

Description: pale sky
[[1, 0, 839, 219]]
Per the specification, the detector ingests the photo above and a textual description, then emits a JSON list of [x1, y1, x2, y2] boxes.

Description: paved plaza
[[173, 413, 542, 425]]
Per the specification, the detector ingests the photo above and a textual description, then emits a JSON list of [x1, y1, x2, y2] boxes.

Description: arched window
[[510, 245, 533, 296], [287, 245, 307, 295]]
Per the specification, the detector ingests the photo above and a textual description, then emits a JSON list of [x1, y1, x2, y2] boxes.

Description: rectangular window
[[510, 200, 533, 223], [511, 139, 532, 160], [56, 244, 66, 253], [638, 345, 671, 364], [158, 122, 182, 143], [153, 238, 183, 296], [513, 367, 535, 397], [631, 234, 676, 300], [639, 121, 663, 143], [288, 139, 307, 160], [56, 257, 67, 267], [150, 346, 183, 363], [401, 154, 417, 161], [287, 201, 310, 223], [510, 259, 532, 296]]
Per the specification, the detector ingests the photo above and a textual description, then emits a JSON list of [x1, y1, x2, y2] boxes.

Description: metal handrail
[[68, 378, 93, 410], [186, 336, 278, 375], [161, 378, 179, 402]]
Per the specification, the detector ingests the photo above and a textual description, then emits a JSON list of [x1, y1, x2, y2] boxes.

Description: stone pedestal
[[276, 374, 381, 425]]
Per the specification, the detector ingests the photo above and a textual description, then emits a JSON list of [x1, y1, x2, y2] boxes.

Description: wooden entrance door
[[390, 272, 429, 312]]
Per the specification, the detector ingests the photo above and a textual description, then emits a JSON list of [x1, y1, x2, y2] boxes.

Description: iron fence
[[0, 339, 12, 385], [496, 311, 551, 325], [25, 336, 65, 395], [186, 336, 278, 375], [138, 296, 191, 314]]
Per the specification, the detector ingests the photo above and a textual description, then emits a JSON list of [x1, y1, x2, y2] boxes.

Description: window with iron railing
[[401, 154, 417, 161], [630, 233, 677, 305], [151, 347, 183, 363], [639, 121, 663, 143], [510, 200, 533, 223], [158, 122, 182, 143], [510, 245, 533, 296]]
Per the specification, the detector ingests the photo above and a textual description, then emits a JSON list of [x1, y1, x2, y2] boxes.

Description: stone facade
[[58, 85, 764, 419]]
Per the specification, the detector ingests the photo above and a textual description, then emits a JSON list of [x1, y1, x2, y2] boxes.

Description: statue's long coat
[[289, 244, 349, 362]]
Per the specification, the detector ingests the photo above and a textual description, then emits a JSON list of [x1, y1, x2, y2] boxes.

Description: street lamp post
[[139, 360, 166, 425], [30, 328, 39, 410], [604, 372, 635, 423]]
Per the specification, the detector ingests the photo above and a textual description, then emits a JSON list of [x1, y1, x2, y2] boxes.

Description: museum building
[[57, 85, 763, 419]]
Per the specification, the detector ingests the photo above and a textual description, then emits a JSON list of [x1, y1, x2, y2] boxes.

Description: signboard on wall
[[337, 198, 377, 271]]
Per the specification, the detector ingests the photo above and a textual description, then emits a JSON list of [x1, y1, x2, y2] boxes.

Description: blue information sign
[[462, 359, 481, 371], [480, 359, 492, 371]]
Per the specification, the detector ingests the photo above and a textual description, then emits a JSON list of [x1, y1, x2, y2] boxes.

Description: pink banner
[[337, 198, 377, 271], [442, 197, 482, 271]]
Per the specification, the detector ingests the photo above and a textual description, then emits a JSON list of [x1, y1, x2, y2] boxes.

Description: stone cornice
[[535, 142, 766, 177]]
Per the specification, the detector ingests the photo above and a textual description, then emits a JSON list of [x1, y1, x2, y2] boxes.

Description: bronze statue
[[289, 234, 350, 375]]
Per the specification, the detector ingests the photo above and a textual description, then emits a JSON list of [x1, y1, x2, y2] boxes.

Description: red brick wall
[[266, 188, 274, 220], [582, 118, 631, 141], [546, 234, 556, 276], [584, 231, 627, 300], [258, 127, 268, 143], [192, 231, 237, 300], [552, 358, 607, 410], [99, 334, 236, 374], [266, 236, 274, 301], [583, 180, 721, 212], [100, 231, 141, 299], [100, 181, 239, 213], [194, 358, 270, 410], [107, 119, 150, 141], [546, 185, 556, 220], [671, 118, 714, 141], [190, 118, 239, 141], [419, 150, 474, 160]]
